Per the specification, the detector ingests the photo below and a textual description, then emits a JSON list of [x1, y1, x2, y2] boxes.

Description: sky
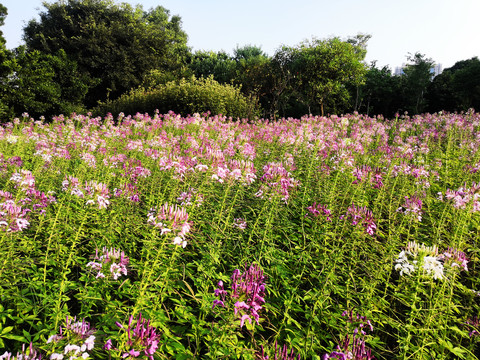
[[2, 0, 480, 71]]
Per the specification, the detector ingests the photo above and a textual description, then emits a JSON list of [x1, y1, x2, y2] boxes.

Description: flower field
[[0, 110, 479, 359]]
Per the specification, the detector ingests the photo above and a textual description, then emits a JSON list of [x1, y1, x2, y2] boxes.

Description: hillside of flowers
[[0, 110, 479, 359]]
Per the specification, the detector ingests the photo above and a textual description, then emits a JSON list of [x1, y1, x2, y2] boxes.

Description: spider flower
[[46, 316, 96, 360], [106, 313, 160, 360], [148, 203, 191, 247], [257, 342, 301, 360], [213, 264, 266, 328], [86, 247, 129, 280], [0, 343, 42, 360]]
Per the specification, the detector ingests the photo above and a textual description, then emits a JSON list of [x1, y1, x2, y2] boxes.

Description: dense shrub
[[93, 76, 260, 119]]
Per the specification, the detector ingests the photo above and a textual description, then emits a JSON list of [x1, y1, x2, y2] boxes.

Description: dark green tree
[[359, 62, 403, 117], [267, 45, 302, 118], [232, 45, 271, 111], [188, 50, 236, 84], [450, 57, 480, 111], [23, 0, 189, 108], [0, 3, 12, 118], [426, 70, 457, 112], [401, 52, 435, 114], [2, 47, 90, 119], [295, 37, 367, 116], [346, 33, 372, 111], [426, 57, 480, 113]]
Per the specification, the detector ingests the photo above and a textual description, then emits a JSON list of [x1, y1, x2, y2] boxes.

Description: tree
[[262, 45, 305, 118], [231, 45, 271, 111], [450, 57, 480, 111], [23, 0, 189, 108], [346, 33, 372, 111], [401, 52, 435, 114], [188, 50, 236, 84], [295, 37, 367, 116], [0, 3, 12, 118], [426, 57, 480, 113], [426, 69, 457, 113], [2, 47, 91, 119], [359, 62, 403, 117]]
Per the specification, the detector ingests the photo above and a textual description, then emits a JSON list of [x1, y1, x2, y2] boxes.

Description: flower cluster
[[176, 188, 204, 207], [465, 316, 480, 337], [443, 182, 480, 212], [105, 313, 160, 360], [46, 316, 96, 360], [257, 342, 301, 360], [438, 247, 469, 272], [210, 160, 257, 185], [213, 264, 266, 328], [323, 310, 375, 360], [257, 162, 300, 203], [0, 343, 42, 360], [20, 188, 56, 216], [394, 241, 468, 280], [396, 195, 423, 221], [1, 170, 55, 231], [233, 218, 247, 230], [147, 203, 191, 247], [306, 202, 332, 222], [62, 177, 110, 209], [0, 191, 30, 232], [341, 204, 376, 236], [86, 247, 129, 280], [113, 183, 140, 203], [352, 165, 384, 189], [10, 169, 35, 191]]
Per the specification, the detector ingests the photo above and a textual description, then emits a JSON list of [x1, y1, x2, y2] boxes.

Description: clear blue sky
[[2, 0, 480, 70]]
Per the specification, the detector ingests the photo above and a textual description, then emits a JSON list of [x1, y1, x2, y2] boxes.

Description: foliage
[[93, 76, 260, 119], [188, 50, 237, 85], [231, 45, 272, 116], [358, 62, 403, 117], [277, 37, 368, 116], [22, 0, 189, 108], [400, 52, 435, 114], [427, 57, 480, 113], [0, 47, 90, 120], [0, 111, 480, 359], [0, 3, 11, 119]]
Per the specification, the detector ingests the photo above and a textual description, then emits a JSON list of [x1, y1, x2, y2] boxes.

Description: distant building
[[431, 64, 443, 77], [393, 63, 443, 77], [394, 64, 406, 76]]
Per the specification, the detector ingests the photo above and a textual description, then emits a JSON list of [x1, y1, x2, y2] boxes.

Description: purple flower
[[86, 247, 129, 280], [257, 342, 301, 360], [343, 204, 376, 236], [212, 264, 267, 328], [307, 202, 332, 221], [103, 339, 114, 350], [324, 311, 375, 360], [108, 313, 160, 360]]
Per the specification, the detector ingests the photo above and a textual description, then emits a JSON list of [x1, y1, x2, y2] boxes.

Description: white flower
[[395, 251, 415, 276], [84, 335, 95, 351], [0, 352, 12, 360], [422, 256, 444, 280], [173, 236, 187, 248], [6, 135, 18, 144], [64, 344, 81, 355]]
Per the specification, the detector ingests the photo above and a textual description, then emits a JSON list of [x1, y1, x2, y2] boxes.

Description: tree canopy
[[23, 0, 189, 107], [0, 0, 478, 120]]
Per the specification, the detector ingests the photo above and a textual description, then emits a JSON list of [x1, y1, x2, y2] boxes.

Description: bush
[[93, 76, 260, 119]]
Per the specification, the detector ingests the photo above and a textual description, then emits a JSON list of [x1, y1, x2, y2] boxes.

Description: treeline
[[0, 0, 479, 121]]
